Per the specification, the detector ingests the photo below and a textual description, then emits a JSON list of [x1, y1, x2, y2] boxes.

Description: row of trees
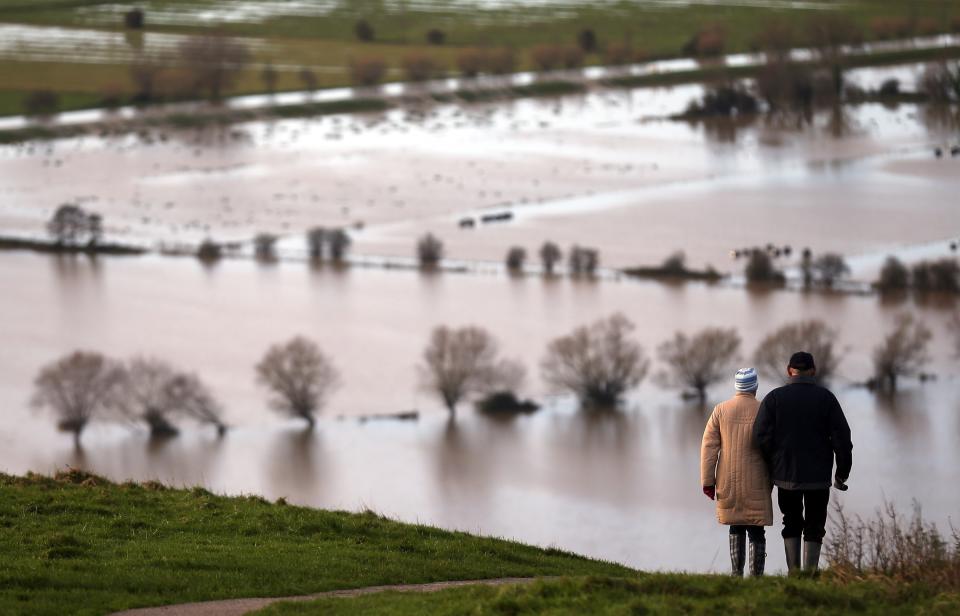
[[875, 257, 960, 294], [34, 313, 956, 443], [744, 249, 851, 289], [46, 204, 103, 247]]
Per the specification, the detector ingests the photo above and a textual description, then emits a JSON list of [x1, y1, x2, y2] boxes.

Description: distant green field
[[1, 0, 959, 116]]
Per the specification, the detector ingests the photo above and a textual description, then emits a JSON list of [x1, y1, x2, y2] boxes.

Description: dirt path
[[110, 577, 541, 616]]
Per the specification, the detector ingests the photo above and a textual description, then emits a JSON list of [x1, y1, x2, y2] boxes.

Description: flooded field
[[2, 68, 959, 573], [0, 251, 958, 572]]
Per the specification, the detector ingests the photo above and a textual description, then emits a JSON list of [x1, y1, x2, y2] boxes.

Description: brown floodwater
[[1, 251, 958, 572]]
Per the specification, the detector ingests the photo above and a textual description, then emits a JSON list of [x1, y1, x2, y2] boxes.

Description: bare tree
[[872, 313, 932, 393], [306, 227, 326, 262], [417, 233, 444, 269], [806, 14, 860, 99], [505, 247, 526, 274], [31, 351, 123, 445], [299, 67, 318, 93], [657, 328, 741, 403], [47, 204, 98, 246], [539, 241, 562, 275], [110, 357, 182, 437], [753, 319, 840, 384], [177, 32, 251, 101], [812, 253, 850, 289], [419, 325, 524, 417], [256, 336, 340, 427], [328, 229, 351, 264], [163, 372, 226, 435], [541, 313, 649, 408], [261, 63, 278, 95], [569, 245, 599, 277], [254, 233, 278, 262]]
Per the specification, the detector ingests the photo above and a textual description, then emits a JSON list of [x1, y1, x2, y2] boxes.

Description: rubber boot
[[803, 541, 822, 572], [729, 533, 746, 577], [784, 537, 801, 573], [749, 537, 766, 577]]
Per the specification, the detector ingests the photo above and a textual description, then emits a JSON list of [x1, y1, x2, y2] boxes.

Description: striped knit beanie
[[735, 367, 759, 392]]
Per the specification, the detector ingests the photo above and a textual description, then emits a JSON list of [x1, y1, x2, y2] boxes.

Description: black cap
[[788, 352, 815, 371]]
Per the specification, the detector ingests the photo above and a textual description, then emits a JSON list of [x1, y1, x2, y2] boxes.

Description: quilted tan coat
[[700, 392, 773, 526]]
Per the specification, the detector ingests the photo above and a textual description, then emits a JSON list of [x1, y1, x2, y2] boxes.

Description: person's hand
[[834, 476, 849, 491], [702, 485, 715, 500]]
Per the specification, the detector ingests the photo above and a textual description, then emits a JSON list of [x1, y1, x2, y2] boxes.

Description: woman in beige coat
[[700, 367, 773, 576]]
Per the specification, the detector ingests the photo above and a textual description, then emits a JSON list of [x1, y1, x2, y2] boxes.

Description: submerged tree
[[753, 319, 840, 384], [306, 227, 326, 262], [177, 32, 251, 101], [327, 228, 352, 264], [163, 372, 227, 435], [31, 351, 123, 445], [256, 336, 340, 428], [872, 313, 932, 394], [811, 253, 850, 289], [874, 256, 910, 292], [539, 241, 563, 276], [541, 313, 649, 409], [47, 204, 101, 247], [505, 247, 526, 274], [568, 245, 599, 277], [111, 357, 182, 437], [657, 328, 741, 403], [419, 325, 523, 417], [417, 233, 444, 270]]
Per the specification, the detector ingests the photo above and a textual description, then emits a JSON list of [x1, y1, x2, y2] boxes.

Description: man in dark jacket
[[752, 351, 853, 573]]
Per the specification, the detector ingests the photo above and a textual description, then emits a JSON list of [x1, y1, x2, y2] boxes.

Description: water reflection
[[874, 388, 930, 443], [267, 427, 327, 502]]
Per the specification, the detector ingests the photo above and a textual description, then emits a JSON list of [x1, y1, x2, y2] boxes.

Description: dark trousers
[[778, 487, 830, 543], [729, 525, 765, 542]]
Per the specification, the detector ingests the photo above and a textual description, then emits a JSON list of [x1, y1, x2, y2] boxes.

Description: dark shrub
[[745, 251, 784, 285], [23, 90, 60, 117], [477, 391, 539, 415], [530, 44, 563, 72], [875, 256, 909, 291], [254, 233, 277, 262], [685, 84, 758, 118], [426, 28, 445, 45], [350, 56, 387, 87], [577, 28, 597, 53], [123, 8, 145, 29], [402, 53, 441, 82], [457, 49, 485, 77], [505, 247, 526, 273], [354, 19, 374, 42], [197, 239, 223, 263], [417, 233, 443, 269], [879, 78, 900, 97]]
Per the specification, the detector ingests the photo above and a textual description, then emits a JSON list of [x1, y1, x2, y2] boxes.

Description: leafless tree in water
[[419, 325, 524, 418], [541, 313, 649, 409], [111, 357, 182, 437], [539, 241, 563, 276], [31, 351, 123, 446], [657, 327, 741, 403], [872, 313, 932, 393], [163, 372, 227, 435], [256, 336, 340, 428], [177, 32, 251, 101], [753, 319, 840, 384]]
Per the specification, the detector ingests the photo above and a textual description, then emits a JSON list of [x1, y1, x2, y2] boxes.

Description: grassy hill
[[0, 469, 630, 616]]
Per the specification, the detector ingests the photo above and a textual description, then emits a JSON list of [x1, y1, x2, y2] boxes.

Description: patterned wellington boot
[[749, 537, 766, 577], [729, 533, 746, 577]]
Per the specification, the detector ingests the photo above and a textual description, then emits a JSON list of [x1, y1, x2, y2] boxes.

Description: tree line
[[32, 313, 957, 445]]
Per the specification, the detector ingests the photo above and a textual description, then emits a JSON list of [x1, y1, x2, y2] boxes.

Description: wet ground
[[1, 66, 959, 572]]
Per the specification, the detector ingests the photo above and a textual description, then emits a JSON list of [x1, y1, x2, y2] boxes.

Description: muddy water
[[1, 251, 958, 572]]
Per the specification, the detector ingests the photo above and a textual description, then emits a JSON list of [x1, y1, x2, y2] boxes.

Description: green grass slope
[[258, 574, 960, 616], [0, 470, 632, 616]]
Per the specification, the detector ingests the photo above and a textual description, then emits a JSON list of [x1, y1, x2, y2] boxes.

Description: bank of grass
[[257, 574, 960, 615], [0, 470, 632, 616], [2, 0, 960, 117]]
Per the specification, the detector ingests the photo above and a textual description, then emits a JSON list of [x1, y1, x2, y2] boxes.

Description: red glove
[[703, 485, 715, 500]]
